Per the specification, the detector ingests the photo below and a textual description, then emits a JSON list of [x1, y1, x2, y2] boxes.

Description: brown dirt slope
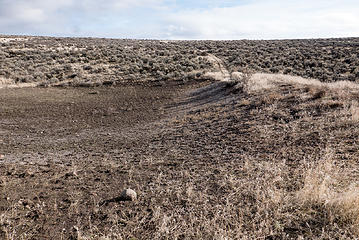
[[2, 74, 359, 239]]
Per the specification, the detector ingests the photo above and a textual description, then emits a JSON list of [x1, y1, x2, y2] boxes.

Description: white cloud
[[73, 0, 164, 13], [113, 0, 165, 9], [0, 0, 358, 39], [16, 7, 46, 23], [0, 0, 165, 36], [0, 0, 74, 34], [163, 0, 359, 39]]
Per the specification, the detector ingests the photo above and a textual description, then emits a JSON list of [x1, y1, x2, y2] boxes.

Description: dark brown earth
[[0, 81, 214, 239], [2, 77, 359, 239]]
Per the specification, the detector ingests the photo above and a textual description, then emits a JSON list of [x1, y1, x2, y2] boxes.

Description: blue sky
[[0, 0, 358, 39]]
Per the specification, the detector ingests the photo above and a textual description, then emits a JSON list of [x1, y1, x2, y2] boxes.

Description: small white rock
[[120, 188, 137, 201], [0, 154, 4, 160]]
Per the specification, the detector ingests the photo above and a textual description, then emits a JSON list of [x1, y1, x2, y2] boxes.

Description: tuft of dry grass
[[246, 73, 359, 94], [295, 150, 359, 237], [203, 71, 228, 81], [350, 101, 359, 121]]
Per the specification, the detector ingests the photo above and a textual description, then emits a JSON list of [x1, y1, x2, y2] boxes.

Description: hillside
[[0, 36, 359, 87], [1, 36, 359, 239]]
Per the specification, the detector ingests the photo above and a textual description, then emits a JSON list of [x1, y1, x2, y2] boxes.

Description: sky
[[0, 0, 358, 40]]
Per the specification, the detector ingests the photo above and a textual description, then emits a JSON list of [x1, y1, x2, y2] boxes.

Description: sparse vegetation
[[1, 36, 359, 239], [0, 36, 358, 88]]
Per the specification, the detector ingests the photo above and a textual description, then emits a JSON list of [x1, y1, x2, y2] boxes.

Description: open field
[[1, 36, 359, 239]]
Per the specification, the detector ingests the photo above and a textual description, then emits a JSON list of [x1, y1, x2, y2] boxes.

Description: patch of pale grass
[[350, 101, 359, 121], [330, 187, 359, 232], [246, 73, 359, 93], [298, 150, 339, 203], [0, 37, 28, 43], [231, 72, 246, 82], [0, 76, 40, 89], [0, 77, 12, 85], [338, 100, 359, 122], [298, 149, 359, 234], [203, 72, 227, 81], [0, 82, 38, 89]]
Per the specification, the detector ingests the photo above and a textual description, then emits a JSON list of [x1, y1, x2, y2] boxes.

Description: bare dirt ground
[[2, 73, 359, 239]]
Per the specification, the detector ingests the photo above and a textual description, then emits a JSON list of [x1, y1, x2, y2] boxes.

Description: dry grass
[[203, 71, 228, 81], [230, 72, 247, 82], [2, 73, 359, 238], [0, 37, 28, 43], [246, 73, 359, 93], [350, 101, 359, 121], [2, 36, 359, 238], [0, 77, 13, 86], [203, 54, 231, 81], [295, 151, 359, 237]]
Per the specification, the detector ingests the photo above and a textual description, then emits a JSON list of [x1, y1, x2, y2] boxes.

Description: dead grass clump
[[262, 92, 284, 104], [310, 88, 326, 100], [296, 150, 359, 236], [0, 77, 12, 85], [350, 101, 359, 121], [246, 73, 359, 95], [338, 100, 359, 122], [231, 72, 247, 82], [203, 72, 227, 81], [238, 99, 251, 106], [298, 152, 340, 204]]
